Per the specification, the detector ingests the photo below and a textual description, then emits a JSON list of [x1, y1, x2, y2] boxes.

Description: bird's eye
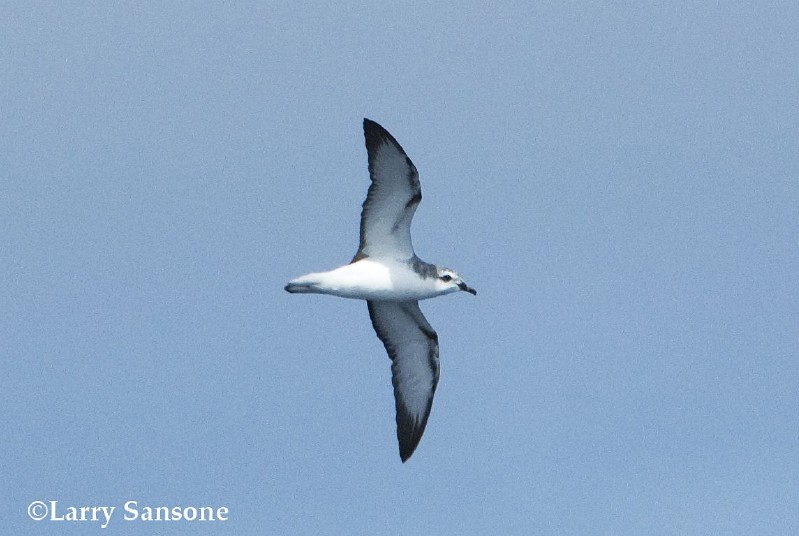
[[440, 274, 452, 282]]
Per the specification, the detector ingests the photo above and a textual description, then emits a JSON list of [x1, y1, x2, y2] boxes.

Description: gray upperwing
[[354, 119, 421, 262], [367, 300, 439, 462]]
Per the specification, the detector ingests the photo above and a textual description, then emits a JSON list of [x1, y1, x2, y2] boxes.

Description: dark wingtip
[[398, 438, 418, 463], [396, 415, 426, 463], [363, 118, 381, 136], [363, 118, 385, 143], [363, 117, 381, 129], [363, 118, 408, 158]]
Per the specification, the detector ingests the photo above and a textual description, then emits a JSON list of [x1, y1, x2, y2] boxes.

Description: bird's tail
[[284, 275, 320, 294]]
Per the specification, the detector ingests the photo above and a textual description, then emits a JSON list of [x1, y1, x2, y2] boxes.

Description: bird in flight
[[285, 119, 476, 462]]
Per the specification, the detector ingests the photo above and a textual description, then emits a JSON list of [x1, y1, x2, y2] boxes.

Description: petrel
[[285, 119, 476, 462]]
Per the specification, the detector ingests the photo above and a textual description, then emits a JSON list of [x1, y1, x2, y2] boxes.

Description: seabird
[[285, 119, 476, 462]]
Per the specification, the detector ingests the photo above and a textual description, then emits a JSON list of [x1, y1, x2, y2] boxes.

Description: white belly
[[288, 258, 443, 301]]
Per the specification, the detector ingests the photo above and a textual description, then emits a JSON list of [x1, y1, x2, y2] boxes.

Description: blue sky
[[3, 2, 798, 534]]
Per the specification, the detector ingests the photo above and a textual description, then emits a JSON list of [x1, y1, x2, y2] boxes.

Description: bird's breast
[[313, 259, 441, 301]]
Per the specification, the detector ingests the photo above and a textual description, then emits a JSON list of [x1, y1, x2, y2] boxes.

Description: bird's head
[[434, 267, 477, 296]]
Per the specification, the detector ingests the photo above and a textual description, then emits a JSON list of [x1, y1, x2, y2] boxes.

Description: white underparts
[[286, 258, 459, 301]]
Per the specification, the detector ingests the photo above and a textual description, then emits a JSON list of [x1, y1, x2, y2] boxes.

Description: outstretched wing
[[367, 300, 439, 462], [354, 119, 421, 261]]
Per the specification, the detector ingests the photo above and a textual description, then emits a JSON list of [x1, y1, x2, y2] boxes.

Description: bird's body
[[286, 119, 475, 462], [285, 257, 459, 301]]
